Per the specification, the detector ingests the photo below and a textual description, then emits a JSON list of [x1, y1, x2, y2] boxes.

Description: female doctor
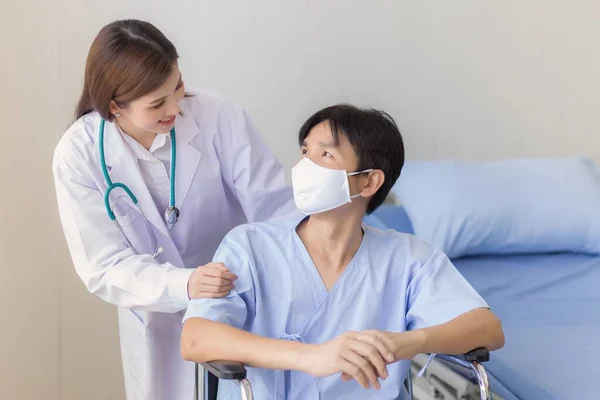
[[52, 19, 296, 400]]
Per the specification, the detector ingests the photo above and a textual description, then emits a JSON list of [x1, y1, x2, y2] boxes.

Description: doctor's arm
[[219, 103, 297, 222], [52, 147, 226, 313]]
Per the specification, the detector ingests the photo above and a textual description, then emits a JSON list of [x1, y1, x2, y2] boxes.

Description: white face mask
[[291, 157, 373, 215]]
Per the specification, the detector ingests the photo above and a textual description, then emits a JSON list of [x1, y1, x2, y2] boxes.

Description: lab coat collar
[[102, 117, 126, 169], [172, 100, 202, 210], [175, 99, 200, 144]]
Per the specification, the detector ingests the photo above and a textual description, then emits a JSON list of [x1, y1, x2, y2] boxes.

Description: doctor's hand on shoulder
[[187, 262, 238, 299]]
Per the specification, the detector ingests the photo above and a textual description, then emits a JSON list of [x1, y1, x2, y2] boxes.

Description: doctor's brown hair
[[75, 19, 180, 121]]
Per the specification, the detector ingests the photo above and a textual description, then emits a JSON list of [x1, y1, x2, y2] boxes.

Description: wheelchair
[[194, 347, 492, 400]]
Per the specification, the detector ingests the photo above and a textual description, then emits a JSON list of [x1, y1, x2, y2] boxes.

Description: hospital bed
[[363, 206, 600, 399], [196, 347, 493, 400], [358, 156, 600, 400]]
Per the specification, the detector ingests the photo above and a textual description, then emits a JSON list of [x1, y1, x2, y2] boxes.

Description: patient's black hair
[[298, 104, 405, 214]]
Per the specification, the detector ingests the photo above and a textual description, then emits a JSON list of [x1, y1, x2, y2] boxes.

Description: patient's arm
[[417, 307, 504, 353], [401, 248, 505, 358], [392, 307, 504, 362], [181, 318, 305, 369], [181, 318, 395, 390], [339, 308, 502, 382]]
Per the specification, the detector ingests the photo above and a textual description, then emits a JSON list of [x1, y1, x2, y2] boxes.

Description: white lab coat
[[52, 89, 297, 400]]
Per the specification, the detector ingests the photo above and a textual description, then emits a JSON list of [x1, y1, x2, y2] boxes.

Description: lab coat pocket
[[111, 193, 143, 227], [118, 308, 149, 387], [111, 194, 157, 256]]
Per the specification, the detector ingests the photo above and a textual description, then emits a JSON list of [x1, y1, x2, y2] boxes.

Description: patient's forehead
[[307, 122, 353, 150], [304, 121, 358, 167]]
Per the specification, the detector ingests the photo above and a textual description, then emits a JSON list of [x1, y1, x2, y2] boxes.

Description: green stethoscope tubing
[[99, 118, 179, 224], [98, 118, 179, 258]]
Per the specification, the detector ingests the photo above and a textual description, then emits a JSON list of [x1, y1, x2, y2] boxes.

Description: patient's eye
[[322, 151, 333, 158], [301, 148, 308, 155]]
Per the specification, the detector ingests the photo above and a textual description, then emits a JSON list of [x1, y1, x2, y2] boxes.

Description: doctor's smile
[[158, 115, 176, 126]]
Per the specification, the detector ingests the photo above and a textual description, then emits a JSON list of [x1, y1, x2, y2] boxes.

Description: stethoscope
[[99, 118, 180, 258]]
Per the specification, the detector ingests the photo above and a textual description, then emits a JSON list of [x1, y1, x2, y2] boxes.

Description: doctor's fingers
[[198, 264, 238, 280], [339, 350, 381, 390], [193, 273, 237, 287], [189, 282, 234, 296], [209, 262, 230, 271]]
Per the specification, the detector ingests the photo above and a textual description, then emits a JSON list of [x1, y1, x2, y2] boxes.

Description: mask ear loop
[[347, 168, 374, 177], [347, 169, 375, 199]]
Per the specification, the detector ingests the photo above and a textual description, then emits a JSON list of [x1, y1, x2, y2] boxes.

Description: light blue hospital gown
[[183, 215, 488, 400]]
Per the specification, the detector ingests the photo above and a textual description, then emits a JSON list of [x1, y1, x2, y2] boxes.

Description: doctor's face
[[112, 63, 186, 135]]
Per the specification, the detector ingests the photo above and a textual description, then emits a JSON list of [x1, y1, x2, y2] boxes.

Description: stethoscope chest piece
[[165, 206, 180, 225]]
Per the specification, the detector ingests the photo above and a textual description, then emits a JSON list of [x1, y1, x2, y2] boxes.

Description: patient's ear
[[359, 170, 385, 197]]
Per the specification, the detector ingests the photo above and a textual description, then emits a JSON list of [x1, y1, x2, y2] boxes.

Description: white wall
[[1, 1, 598, 399]]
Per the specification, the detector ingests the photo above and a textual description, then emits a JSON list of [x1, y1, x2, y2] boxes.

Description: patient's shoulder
[[363, 224, 444, 264], [223, 215, 304, 244], [364, 224, 424, 246]]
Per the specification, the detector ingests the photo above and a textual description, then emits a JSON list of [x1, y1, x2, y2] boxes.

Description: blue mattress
[[453, 253, 600, 400]]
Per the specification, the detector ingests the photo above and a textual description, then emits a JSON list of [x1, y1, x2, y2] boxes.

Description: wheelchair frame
[[195, 347, 491, 400]]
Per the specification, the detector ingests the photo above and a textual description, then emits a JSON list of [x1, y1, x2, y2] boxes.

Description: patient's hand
[[187, 262, 238, 299], [302, 331, 395, 390], [339, 330, 421, 382]]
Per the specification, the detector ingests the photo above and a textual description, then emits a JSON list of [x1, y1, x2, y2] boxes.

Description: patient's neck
[[296, 211, 364, 273]]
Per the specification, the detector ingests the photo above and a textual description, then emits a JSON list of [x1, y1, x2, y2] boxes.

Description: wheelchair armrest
[[432, 348, 491, 400], [452, 347, 490, 363], [433, 347, 490, 369], [201, 361, 247, 380]]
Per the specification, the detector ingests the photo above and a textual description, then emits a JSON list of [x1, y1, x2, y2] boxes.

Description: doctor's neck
[[115, 118, 158, 151], [296, 209, 365, 269]]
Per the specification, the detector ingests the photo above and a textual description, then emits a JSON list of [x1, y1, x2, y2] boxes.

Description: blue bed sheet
[[453, 253, 600, 400]]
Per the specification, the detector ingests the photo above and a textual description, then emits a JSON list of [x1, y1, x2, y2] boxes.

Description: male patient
[[181, 105, 505, 399]]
